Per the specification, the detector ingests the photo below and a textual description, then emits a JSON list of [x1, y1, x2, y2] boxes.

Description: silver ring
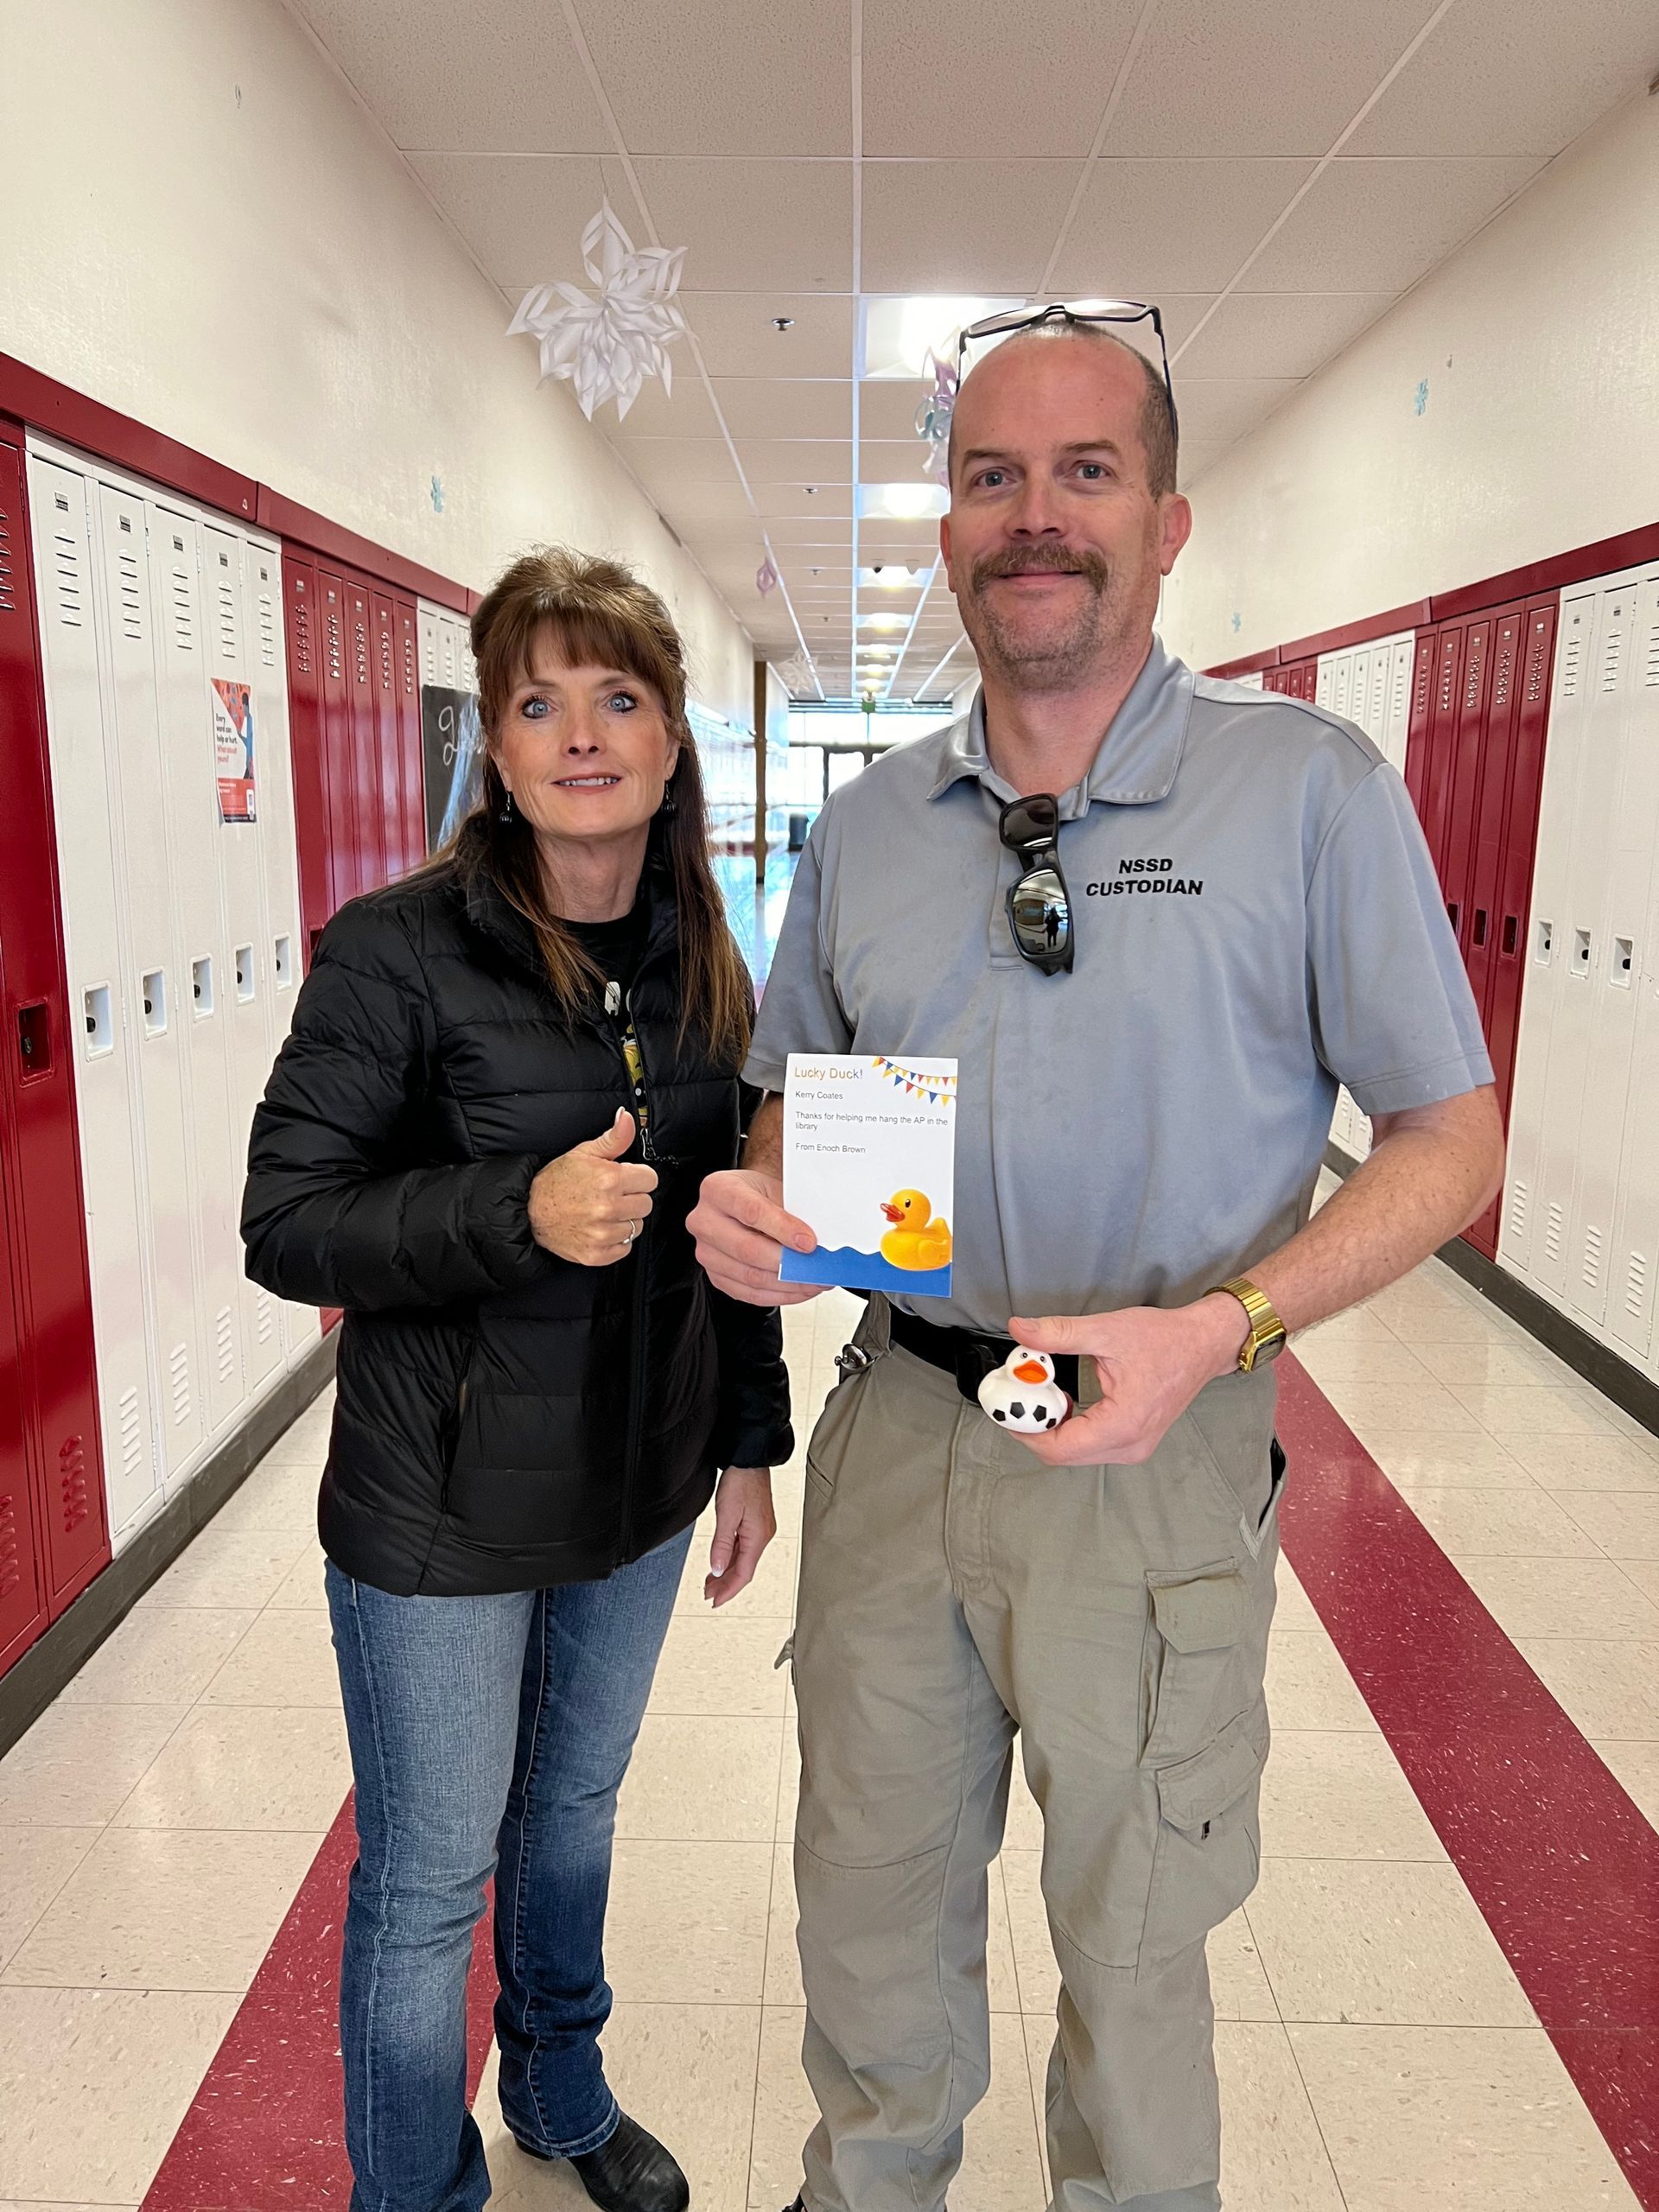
[[626, 1219, 640, 1243]]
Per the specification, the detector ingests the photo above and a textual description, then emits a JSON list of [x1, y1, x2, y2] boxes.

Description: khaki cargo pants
[[790, 1296, 1282, 2212]]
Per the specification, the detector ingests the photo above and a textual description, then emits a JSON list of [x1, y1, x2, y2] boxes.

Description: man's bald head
[[947, 321, 1180, 500]]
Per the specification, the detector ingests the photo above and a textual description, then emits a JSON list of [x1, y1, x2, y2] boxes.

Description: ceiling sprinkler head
[[773, 315, 795, 330]]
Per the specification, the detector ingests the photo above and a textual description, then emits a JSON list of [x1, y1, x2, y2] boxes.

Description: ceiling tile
[[1052, 159, 1315, 295], [861, 0, 1143, 157], [711, 380, 854, 441], [1173, 291, 1397, 378], [601, 374, 723, 438], [857, 381, 936, 442], [654, 480, 759, 526], [409, 153, 623, 283], [682, 296, 855, 378], [579, 0, 850, 156], [1173, 378, 1301, 444], [1105, 0, 1445, 156], [1177, 441, 1238, 488], [634, 160, 853, 292], [735, 442, 854, 485], [620, 439, 745, 490], [1244, 156, 1546, 291], [756, 486, 855, 519], [860, 520, 948, 554], [296, 0, 611, 152], [1345, 0, 1659, 156], [858, 437, 935, 483], [766, 517, 855, 545], [860, 161, 1084, 293]]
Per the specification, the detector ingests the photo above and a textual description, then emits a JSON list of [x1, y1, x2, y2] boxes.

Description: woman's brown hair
[[436, 545, 753, 1071]]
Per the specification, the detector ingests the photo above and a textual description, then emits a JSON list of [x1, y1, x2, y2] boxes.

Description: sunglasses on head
[[956, 300, 1174, 422], [998, 794, 1074, 976]]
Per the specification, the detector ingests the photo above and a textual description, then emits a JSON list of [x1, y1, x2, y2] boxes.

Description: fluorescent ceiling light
[[856, 483, 948, 521], [858, 613, 910, 632], [859, 295, 1024, 380]]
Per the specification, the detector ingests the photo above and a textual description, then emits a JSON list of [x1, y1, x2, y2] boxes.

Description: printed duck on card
[[781, 1054, 957, 1296]]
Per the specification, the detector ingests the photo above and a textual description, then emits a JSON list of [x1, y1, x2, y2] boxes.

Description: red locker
[[1402, 630, 1437, 821], [1463, 607, 1522, 1063], [341, 580, 384, 896], [317, 569, 357, 910], [396, 601, 425, 869], [0, 432, 109, 1654], [1441, 617, 1494, 950], [371, 593, 404, 880], [282, 553, 331, 969], [1418, 626, 1465, 883]]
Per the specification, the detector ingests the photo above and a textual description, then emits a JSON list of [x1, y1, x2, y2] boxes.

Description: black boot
[[539, 2111, 688, 2212]]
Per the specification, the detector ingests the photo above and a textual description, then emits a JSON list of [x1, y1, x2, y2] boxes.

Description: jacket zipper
[[608, 981, 654, 1562]]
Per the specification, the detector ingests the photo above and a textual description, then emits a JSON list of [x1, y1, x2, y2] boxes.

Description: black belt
[[883, 1303, 1080, 1405]]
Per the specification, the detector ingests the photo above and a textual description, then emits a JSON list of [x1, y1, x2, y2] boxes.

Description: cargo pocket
[[1141, 1563, 1249, 1764], [1140, 1702, 1268, 1974]]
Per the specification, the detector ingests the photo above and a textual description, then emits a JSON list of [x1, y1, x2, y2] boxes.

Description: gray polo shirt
[[745, 636, 1492, 1334]]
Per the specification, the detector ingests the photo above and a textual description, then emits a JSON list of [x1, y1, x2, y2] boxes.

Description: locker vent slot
[[168, 1344, 193, 1427], [117, 546, 143, 639], [0, 1494, 18, 1602], [216, 580, 238, 661], [52, 530, 86, 626], [0, 502, 14, 611], [292, 598, 313, 677], [83, 985, 113, 1058], [234, 946, 255, 1002], [59, 1433, 89, 1535], [1506, 1180, 1528, 1243], [1624, 1253, 1649, 1325], [353, 613, 371, 688], [1580, 1226, 1604, 1295], [171, 567, 195, 652], [379, 626, 394, 690], [325, 604, 344, 680], [256, 1286, 276, 1345], [259, 592, 277, 669], [1543, 1203, 1565, 1266], [215, 1306, 236, 1382], [1644, 614, 1659, 687], [118, 1385, 144, 1483], [1528, 620, 1549, 701], [1491, 633, 1515, 709], [1559, 628, 1584, 699], [1600, 611, 1626, 691]]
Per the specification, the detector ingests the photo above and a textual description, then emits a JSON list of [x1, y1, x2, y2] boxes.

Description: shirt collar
[[926, 636, 1195, 817]]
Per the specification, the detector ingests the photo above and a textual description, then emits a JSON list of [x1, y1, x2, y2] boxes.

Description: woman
[[243, 547, 792, 2212]]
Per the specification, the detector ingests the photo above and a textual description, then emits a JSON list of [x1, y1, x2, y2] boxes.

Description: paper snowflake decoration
[[509, 201, 690, 423], [755, 556, 779, 596], [915, 350, 958, 486], [774, 651, 816, 697]]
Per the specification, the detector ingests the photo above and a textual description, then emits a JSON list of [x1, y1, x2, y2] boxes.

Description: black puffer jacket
[[241, 845, 791, 1597]]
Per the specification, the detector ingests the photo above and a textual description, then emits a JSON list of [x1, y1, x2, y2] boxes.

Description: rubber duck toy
[[977, 1348, 1070, 1434], [878, 1189, 952, 1273]]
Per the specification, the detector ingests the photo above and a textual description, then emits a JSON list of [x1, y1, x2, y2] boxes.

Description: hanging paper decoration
[[774, 651, 815, 696], [508, 201, 689, 423], [914, 349, 958, 486], [873, 1055, 958, 1105], [756, 555, 779, 596]]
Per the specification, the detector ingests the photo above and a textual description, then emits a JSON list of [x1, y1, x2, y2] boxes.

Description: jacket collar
[[927, 636, 1195, 819], [461, 834, 677, 999]]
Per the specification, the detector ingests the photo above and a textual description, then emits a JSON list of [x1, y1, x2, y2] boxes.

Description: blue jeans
[[326, 1526, 693, 2212]]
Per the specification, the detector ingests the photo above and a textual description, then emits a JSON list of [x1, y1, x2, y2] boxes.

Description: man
[[690, 312, 1503, 2212]]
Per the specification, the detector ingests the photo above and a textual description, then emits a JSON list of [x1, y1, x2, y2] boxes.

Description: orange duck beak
[[1013, 1359, 1048, 1384]]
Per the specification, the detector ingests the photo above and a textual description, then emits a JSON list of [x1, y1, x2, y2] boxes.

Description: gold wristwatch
[[1209, 1277, 1288, 1372]]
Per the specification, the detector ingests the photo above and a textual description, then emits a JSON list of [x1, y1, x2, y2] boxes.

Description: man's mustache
[[970, 545, 1109, 593]]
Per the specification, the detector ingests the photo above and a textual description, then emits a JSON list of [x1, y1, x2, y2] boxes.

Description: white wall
[[0, 0, 753, 728], [1163, 89, 1659, 673]]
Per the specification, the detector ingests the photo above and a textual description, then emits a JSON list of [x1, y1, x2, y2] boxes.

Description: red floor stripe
[[1276, 1354, 1659, 2206], [141, 1796, 499, 2211], [138, 1353, 1659, 2206]]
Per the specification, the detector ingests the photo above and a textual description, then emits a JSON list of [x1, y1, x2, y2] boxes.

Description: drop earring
[[658, 773, 679, 820], [499, 788, 516, 826]]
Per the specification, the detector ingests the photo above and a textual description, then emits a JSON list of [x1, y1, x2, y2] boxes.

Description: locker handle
[[1472, 908, 1489, 948], [1613, 937, 1635, 988], [1446, 900, 1460, 933], [1502, 915, 1520, 957], [16, 1001, 52, 1079], [1573, 927, 1592, 974]]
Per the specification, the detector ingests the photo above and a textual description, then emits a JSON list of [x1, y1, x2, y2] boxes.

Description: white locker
[[1531, 584, 1635, 1299], [243, 533, 318, 1367], [27, 455, 162, 1540], [1232, 670, 1263, 691], [1601, 575, 1659, 1358], [149, 498, 249, 1438], [93, 479, 207, 1478], [200, 524, 285, 1396], [1315, 659, 1334, 709], [1382, 637, 1414, 772]]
